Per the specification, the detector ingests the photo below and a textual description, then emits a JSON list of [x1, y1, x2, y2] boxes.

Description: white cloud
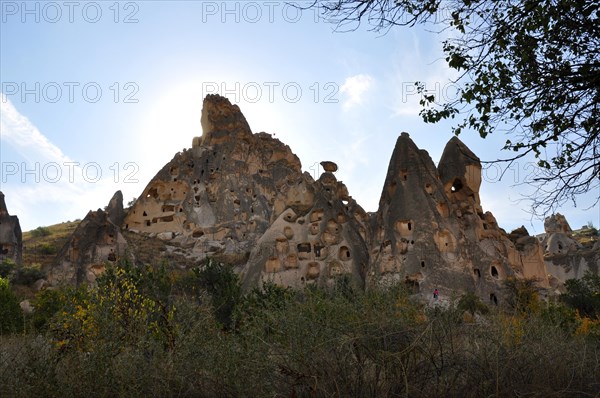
[[340, 74, 374, 109], [0, 94, 72, 164], [0, 95, 135, 230]]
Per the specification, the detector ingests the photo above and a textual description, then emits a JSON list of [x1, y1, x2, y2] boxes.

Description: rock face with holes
[[367, 134, 550, 305], [540, 214, 599, 283], [48, 202, 127, 287], [45, 94, 596, 303], [124, 94, 369, 288], [0, 192, 22, 265]]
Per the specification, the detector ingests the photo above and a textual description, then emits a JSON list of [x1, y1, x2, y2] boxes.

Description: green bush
[[30, 226, 51, 238], [0, 277, 23, 335], [195, 259, 242, 330], [563, 271, 600, 318], [0, 259, 16, 278], [12, 266, 46, 286], [39, 243, 57, 255]]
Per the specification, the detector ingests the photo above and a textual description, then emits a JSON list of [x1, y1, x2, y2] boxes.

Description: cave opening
[[451, 178, 463, 193], [491, 266, 499, 278]]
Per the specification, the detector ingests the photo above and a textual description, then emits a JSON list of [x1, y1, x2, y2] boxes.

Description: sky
[[1, 0, 598, 234]]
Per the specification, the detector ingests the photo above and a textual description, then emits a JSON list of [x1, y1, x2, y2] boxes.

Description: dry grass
[[21, 221, 80, 269]]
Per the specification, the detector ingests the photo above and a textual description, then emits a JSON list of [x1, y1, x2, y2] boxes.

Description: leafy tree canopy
[[311, 0, 599, 215]]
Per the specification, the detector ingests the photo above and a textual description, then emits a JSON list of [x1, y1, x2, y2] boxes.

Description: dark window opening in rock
[[451, 179, 463, 193], [210, 169, 214, 173], [490, 293, 498, 305], [194, 195, 201, 202], [400, 169, 408, 181], [143, 211, 148, 217], [201, 170, 205, 176], [297, 243, 311, 253], [146, 220, 151, 227], [314, 244, 322, 257], [108, 252, 117, 262], [339, 246, 351, 260], [445, 242, 448, 247], [250, 207, 254, 213], [148, 187, 159, 199], [421, 261, 425, 268], [474, 268, 481, 278], [162, 205, 175, 213], [125, 224, 129, 229], [491, 266, 499, 278], [192, 230, 204, 238], [410, 240, 414, 245], [405, 279, 419, 294], [160, 215, 174, 223], [408, 222, 412, 231], [233, 199, 241, 205], [558, 243, 563, 250], [483, 223, 488, 230], [1, 247, 8, 255]]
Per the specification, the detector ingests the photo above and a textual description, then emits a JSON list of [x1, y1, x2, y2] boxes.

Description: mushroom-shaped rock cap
[[320, 161, 338, 172]]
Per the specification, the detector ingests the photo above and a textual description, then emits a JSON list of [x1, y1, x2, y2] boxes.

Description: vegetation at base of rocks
[[0, 277, 24, 335], [563, 271, 600, 318], [1, 259, 599, 397], [0, 259, 16, 278], [11, 264, 46, 287]]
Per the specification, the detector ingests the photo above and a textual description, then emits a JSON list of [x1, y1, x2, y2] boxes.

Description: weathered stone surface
[[40, 95, 597, 304], [48, 203, 127, 286], [541, 214, 598, 283], [544, 213, 572, 234], [367, 132, 549, 304], [106, 190, 125, 226], [320, 161, 338, 173], [0, 192, 22, 265]]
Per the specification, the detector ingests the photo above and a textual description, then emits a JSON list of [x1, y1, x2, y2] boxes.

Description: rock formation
[[367, 133, 549, 304], [43, 95, 598, 304], [48, 192, 127, 286], [540, 214, 599, 283], [0, 192, 22, 265], [123, 94, 369, 289]]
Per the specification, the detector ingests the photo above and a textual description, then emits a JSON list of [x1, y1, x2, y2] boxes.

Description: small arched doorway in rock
[[490, 293, 498, 305]]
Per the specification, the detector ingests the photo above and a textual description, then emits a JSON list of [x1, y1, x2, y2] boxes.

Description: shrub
[[0, 259, 16, 278], [563, 271, 600, 318], [30, 226, 51, 238], [39, 243, 57, 255], [195, 259, 242, 330], [0, 277, 23, 335], [12, 266, 46, 286]]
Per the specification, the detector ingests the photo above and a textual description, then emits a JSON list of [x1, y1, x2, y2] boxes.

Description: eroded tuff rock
[[124, 94, 368, 289], [540, 215, 599, 283], [48, 193, 127, 286], [0, 192, 22, 265], [42, 95, 598, 304], [367, 133, 549, 304]]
